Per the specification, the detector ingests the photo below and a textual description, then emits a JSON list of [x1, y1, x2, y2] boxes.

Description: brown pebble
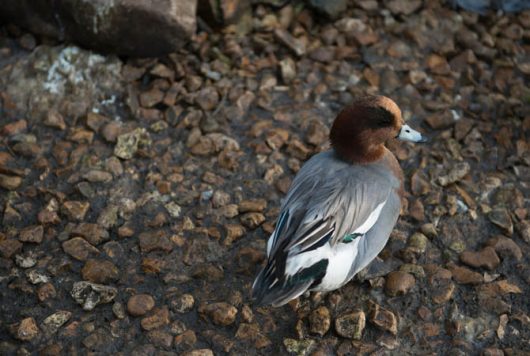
[[81, 259, 120, 284], [0, 239, 23, 258], [127, 294, 155, 317], [62, 237, 100, 261], [369, 302, 397, 335], [141, 307, 170, 330], [460, 247, 501, 270], [199, 302, 238, 326], [13, 317, 39, 341], [0, 174, 22, 190], [385, 271, 416, 296], [486, 235, 522, 261], [335, 310, 366, 340], [309, 306, 331, 336], [447, 263, 483, 284], [18, 225, 43, 244]]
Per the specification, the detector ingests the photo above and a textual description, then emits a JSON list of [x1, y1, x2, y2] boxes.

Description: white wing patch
[[352, 200, 387, 235], [285, 244, 330, 277], [283, 199, 387, 280]]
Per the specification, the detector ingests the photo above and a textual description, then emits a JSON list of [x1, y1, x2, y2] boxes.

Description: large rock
[[0, 0, 197, 57], [0, 45, 123, 122]]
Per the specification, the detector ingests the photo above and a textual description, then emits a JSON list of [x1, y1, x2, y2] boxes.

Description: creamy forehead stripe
[[377, 97, 401, 118]]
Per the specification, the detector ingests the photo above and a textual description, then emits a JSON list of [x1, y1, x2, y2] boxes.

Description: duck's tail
[[251, 259, 328, 307]]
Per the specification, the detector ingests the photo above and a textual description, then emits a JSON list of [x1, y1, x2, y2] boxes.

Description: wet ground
[[0, 1, 529, 355]]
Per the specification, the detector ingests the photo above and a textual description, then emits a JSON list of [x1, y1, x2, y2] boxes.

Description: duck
[[252, 95, 427, 307]]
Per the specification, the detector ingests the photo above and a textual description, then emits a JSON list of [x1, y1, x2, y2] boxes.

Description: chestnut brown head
[[330, 95, 426, 163]]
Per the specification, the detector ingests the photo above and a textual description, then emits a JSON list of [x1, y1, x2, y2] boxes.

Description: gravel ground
[[0, 1, 529, 355]]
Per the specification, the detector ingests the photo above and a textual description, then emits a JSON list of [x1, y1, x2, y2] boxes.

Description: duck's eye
[[373, 107, 394, 127]]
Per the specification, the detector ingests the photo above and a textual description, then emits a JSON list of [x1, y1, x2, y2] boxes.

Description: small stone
[[26, 270, 50, 284], [387, 0, 422, 15], [62, 237, 100, 261], [432, 282, 455, 304], [283, 338, 315, 356], [399, 264, 425, 278], [437, 163, 470, 186], [81, 259, 119, 284], [460, 247, 501, 270], [37, 283, 57, 302], [40, 311, 71, 335], [44, 110, 66, 130], [483, 348, 504, 356], [38, 199, 60, 225], [369, 303, 397, 335], [279, 57, 296, 83], [274, 28, 306, 56], [83, 170, 113, 183], [0, 174, 22, 190], [138, 230, 173, 253], [199, 302, 238, 326], [175, 330, 197, 347], [478, 280, 522, 298], [141, 257, 165, 273], [101, 122, 121, 142], [147, 330, 173, 348], [141, 306, 170, 331], [97, 205, 119, 229], [82, 328, 113, 350], [12, 142, 41, 157], [62, 201, 90, 221], [385, 271, 416, 296], [497, 314, 508, 340], [447, 263, 483, 284], [335, 311, 366, 340], [409, 199, 425, 221], [305, 120, 328, 146], [408, 232, 428, 253], [191, 264, 224, 281], [240, 212, 265, 229], [139, 88, 164, 108], [18, 225, 43, 244], [15, 254, 37, 268], [182, 349, 214, 356], [486, 236, 522, 261], [39, 344, 62, 355], [518, 221, 530, 243], [196, 87, 219, 111], [13, 317, 39, 341], [2, 119, 27, 136], [164, 202, 182, 218], [488, 208, 513, 235], [112, 302, 126, 319], [420, 223, 437, 238], [171, 294, 195, 313], [86, 112, 108, 131], [211, 191, 230, 208], [224, 224, 246, 245], [239, 199, 267, 213], [127, 294, 156, 316], [0, 239, 23, 258], [114, 128, 151, 160], [309, 306, 331, 336], [71, 223, 109, 246], [425, 111, 455, 130], [71, 281, 117, 311]]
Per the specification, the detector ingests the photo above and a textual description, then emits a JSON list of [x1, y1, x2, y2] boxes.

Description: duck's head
[[330, 95, 427, 164]]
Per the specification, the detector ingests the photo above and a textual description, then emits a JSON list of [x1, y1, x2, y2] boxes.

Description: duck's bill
[[397, 124, 428, 143]]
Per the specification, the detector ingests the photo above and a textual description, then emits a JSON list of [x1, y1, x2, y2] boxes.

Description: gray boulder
[[0, 0, 197, 57]]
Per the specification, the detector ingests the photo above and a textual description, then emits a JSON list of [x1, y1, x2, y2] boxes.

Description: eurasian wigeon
[[252, 95, 427, 307]]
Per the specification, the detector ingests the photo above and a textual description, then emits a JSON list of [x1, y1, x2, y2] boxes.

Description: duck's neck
[[332, 142, 386, 164]]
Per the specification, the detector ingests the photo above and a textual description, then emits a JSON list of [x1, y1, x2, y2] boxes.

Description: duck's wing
[[253, 153, 398, 306]]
